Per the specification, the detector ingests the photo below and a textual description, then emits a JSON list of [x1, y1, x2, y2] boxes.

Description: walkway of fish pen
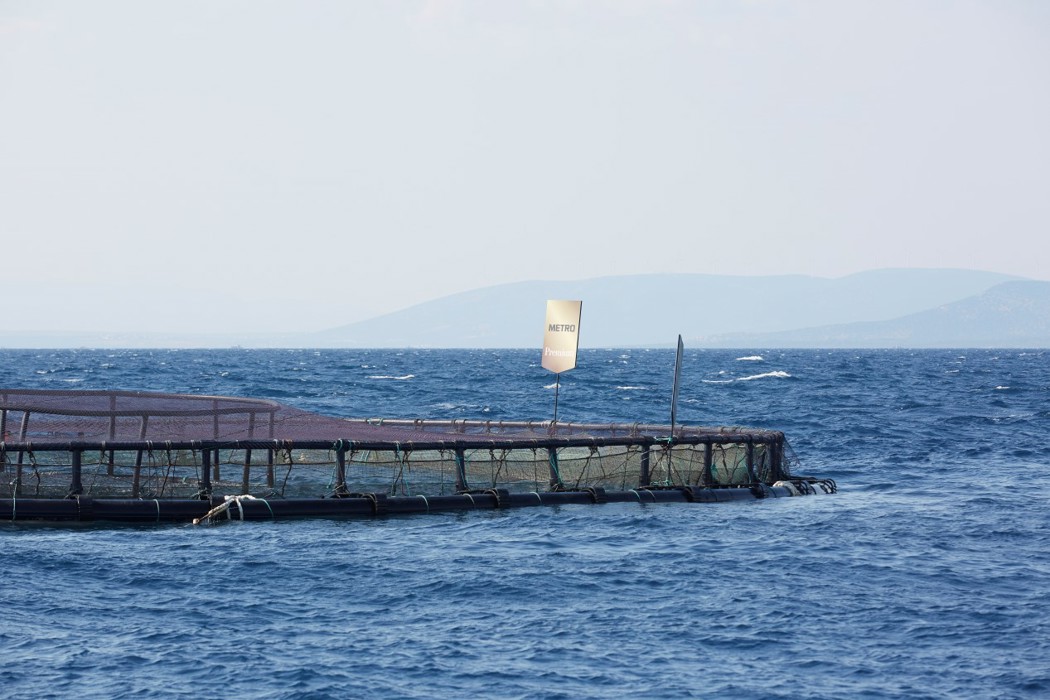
[[0, 389, 836, 523]]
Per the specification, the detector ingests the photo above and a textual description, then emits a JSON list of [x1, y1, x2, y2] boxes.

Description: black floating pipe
[[0, 482, 814, 524]]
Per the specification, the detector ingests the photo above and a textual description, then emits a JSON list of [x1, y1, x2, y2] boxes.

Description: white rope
[[192, 494, 260, 525]]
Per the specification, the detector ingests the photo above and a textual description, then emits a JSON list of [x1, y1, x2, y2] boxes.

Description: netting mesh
[[0, 390, 791, 499]]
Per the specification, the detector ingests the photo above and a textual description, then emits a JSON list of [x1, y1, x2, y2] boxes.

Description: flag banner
[[541, 300, 582, 373]]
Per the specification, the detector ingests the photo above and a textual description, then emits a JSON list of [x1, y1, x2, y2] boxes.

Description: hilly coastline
[[309, 269, 1046, 349], [2, 269, 1048, 348]]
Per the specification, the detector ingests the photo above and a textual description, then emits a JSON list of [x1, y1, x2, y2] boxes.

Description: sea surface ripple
[[1, 348, 1048, 699]]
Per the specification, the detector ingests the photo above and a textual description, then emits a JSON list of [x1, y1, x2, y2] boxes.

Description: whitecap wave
[[616, 385, 646, 391], [703, 370, 791, 384], [368, 374, 415, 381], [738, 371, 791, 381], [736, 355, 764, 362]]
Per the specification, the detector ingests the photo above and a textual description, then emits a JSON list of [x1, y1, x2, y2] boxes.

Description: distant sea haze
[[1, 269, 1047, 348]]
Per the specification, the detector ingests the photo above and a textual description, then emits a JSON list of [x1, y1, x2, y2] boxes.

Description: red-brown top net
[[0, 389, 779, 449]]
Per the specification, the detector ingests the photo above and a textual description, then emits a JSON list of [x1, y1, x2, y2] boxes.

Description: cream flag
[[541, 300, 582, 373]]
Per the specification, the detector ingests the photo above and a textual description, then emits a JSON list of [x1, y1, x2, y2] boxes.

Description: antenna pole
[[670, 334, 684, 433]]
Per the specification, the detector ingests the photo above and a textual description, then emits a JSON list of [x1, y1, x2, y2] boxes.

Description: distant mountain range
[[700, 280, 1050, 348], [308, 268, 1049, 348], [3, 269, 1049, 348]]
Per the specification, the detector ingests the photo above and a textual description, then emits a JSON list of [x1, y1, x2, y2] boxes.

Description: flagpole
[[552, 373, 561, 430]]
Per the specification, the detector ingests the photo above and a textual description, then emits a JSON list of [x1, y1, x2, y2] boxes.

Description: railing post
[[243, 412, 256, 494], [334, 445, 348, 496], [703, 442, 713, 486], [133, 415, 148, 498], [772, 437, 785, 480], [639, 445, 651, 487], [0, 407, 6, 473], [266, 414, 275, 488], [454, 448, 468, 492], [547, 447, 563, 490], [108, 395, 116, 475], [200, 448, 212, 498], [14, 411, 30, 496], [746, 439, 758, 484], [70, 449, 84, 496], [241, 450, 252, 495]]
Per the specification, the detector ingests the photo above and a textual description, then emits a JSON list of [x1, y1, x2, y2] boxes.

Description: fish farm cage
[[0, 389, 835, 524]]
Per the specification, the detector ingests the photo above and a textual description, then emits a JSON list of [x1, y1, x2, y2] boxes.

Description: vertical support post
[[639, 445, 651, 487], [242, 411, 256, 495], [200, 448, 212, 498], [70, 449, 83, 496], [547, 446, 563, 490], [0, 407, 7, 473], [107, 395, 117, 475], [772, 437, 784, 481], [211, 400, 221, 483], [666, 442, 675, 485], [15, 411, 29, 495], [241, 450, 252, 495], [702, 442, 713, 487], [454, 448, 468, 492], [133, 415, 148, 498], [266, 414, 275, 488], [334, 445, 348, 496], [241, 450, 252, 494], [17, 411, 30, 469], [745, 439, 757, 484]]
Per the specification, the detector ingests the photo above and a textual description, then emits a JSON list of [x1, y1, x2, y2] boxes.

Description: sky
[[2, 0, 1048, 334]]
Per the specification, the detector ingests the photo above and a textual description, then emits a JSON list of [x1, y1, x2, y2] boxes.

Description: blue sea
[[1, 348, 1048, 699]]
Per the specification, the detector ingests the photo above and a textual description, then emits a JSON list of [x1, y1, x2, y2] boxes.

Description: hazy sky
[[2, 1, 1048, 333]]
